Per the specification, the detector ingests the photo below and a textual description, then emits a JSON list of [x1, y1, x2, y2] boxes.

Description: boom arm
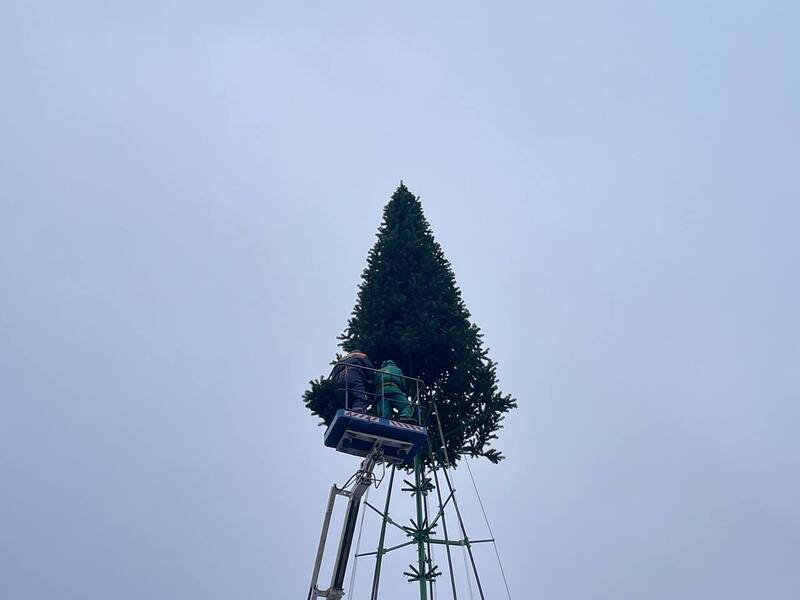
[[307, 448, 380, 599]]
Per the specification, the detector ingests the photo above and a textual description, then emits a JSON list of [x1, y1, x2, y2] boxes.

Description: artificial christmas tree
[[303, 183, 516, 466]]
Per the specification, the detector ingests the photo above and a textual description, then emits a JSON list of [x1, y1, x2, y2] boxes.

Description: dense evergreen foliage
[[302, 183, 516, 466]]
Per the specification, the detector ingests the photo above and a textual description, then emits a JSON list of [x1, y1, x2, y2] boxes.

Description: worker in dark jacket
[[377, 359, 414, 421], [330, 350, 374, 412]]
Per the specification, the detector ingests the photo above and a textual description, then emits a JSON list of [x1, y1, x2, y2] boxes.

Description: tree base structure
[[307, 402, 508, 599], [309, 414, 429, 600]]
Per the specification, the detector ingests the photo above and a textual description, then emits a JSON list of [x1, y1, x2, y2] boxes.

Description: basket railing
[[331, 362, 425, 425]]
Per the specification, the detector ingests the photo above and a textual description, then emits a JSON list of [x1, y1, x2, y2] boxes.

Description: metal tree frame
[[356, 397, 493, 600], [308, 366, 497, 600]]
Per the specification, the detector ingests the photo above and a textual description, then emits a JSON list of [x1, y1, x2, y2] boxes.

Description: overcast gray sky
[[1, 1, 799, 599]]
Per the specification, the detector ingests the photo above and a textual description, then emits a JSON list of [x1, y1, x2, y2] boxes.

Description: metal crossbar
[[332, 362, 425, 385], [363, 500, 407, 534]]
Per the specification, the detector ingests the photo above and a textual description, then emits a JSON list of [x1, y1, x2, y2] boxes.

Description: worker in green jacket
[[377, 359, 414, 422]]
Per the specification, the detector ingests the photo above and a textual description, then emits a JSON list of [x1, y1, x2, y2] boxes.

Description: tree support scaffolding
[[307, 394, 506, 600]]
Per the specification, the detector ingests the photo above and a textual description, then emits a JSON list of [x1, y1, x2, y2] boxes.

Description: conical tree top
[[303, 183, 516, 466]]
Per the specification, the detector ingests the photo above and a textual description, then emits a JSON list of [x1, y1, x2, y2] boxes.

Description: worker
[[330, 350, 374, 413], [377, 359, 414, 422]]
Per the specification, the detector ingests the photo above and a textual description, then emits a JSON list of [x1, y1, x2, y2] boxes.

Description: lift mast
[[307, 448, 380, 600]]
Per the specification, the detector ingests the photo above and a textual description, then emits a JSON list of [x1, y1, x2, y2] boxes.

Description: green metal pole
[[414, 455, 429, 600], [422, 463, 435, 600], [432, 467, 458, 599], [370, 466, 396, 600]]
